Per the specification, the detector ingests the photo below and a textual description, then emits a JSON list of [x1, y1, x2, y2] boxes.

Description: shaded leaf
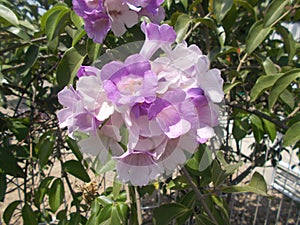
[[283, 121, 300, 147], [263, 0, 289, 27], [268, 69, 300, 109], [56, 45, 86, 88], [153, 203, 192, 225], [0, 4, 19, 26], [250, 74, 282, 101], [17, 45, 39, 75], [0, 173, 6, 201], [0, 148, 25, 177], [87, 39, 102, 63], [213, 0, 233, 23], [22, 203, 38, 225], [246, 21, 272, 54], [223, 81, 241, 94], [234, 0, 256, 20], [3, 200, 22, 224], [49, 178, 64, 212], [63, 160, 91, 182], [250, 114, 264, 143], [37, 138, 55, 168], [194, 17, 218, 30], [66, 137, 83, 161], [174, 14, 192, 43], [34, 176, 54, 207], [275, 24, 296, 63]]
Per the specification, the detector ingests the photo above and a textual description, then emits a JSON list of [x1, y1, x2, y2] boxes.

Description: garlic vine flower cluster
[[73, 0, 165, 43], [57, 21, 224, 186]]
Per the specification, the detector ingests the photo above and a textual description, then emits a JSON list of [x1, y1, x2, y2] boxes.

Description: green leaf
[[246, 21, 272, 54], [0, 4, 19, 26], [250, 74, 281, 101], [37, 138, 55, 168], [3, 200, 22, 224], [198, 145, 213, 172], [41, 4, 69, 30], [221, 172, 268, 196], [223, 81, 241, 94], [268, 69, 300, 109], [234, 0, 256, 20], [56, 45, 86, 88], [262, 57, 277, 75], [48, 178, 64, 212], [263, 0, 289, 27], [34, 176, 54, 207], [249, 171, 267, 193], [112, 177, 122, 200], [194, 17, 218, 31], [45, 7, 70, 41], [262, 118, 276, 142], [195, 214, 216, 225], [70, 11, 84, 28], [213, 0, 233, 23], [280, 89, 295, 109], [153, 203, 192, 225], [174, 14, 192, 43], [166, 176, 190, 190], [66, 137, 83, 161], [63, 160, 91, 182], [0, 148, 25, 177], [17, 45, 40, 75], [72, 28, 86, 46], [6, 27, 30, 40], [96, 158, 116, 174], [22, 203, 38, 225], [232, 116, 250, 141], [250, 114, 264, 143], [87, 39, 102, 63], [283, 121, 300, 147], [275, 24, 296, 63], [166, 0, 172, 10]]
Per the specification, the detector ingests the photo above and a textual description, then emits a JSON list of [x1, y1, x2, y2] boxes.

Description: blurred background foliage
[[0, 0, 299, 224]]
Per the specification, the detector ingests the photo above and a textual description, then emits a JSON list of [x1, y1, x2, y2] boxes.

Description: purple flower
[[57, 86, 82, 135], [196, 67, 224, 103], [77, 65, 100, 78], [187, 88, 219, 143], [140, 21, 177, 59], [101, 54, 158, 111], [105, 0, 138, 36], [125, 0, 165, 23], [73, 0, 104, 18], [57, 86, 101, 136], [84, 15, 111, 44]]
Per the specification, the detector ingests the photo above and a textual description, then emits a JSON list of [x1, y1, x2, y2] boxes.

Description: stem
[[227, 101, 289, 131], [181, 167, 218, 224], [237, 53, 248, 73], [134, 187, 143, 225]]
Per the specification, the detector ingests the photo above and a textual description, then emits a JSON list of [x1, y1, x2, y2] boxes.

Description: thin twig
[[134, 187, 143, 225], [181, 167, 218, 224], [227, 101, 289, 131], [237, 53, 248, 73]]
